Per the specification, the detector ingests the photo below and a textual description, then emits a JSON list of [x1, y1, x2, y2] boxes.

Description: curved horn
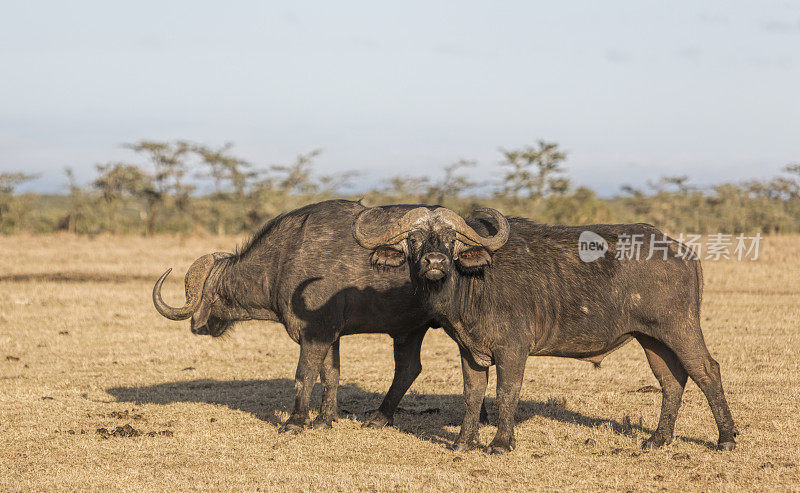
[[152, 253, 218, 320], [352, 206, 432, 249], [433, 207, 510, 251]]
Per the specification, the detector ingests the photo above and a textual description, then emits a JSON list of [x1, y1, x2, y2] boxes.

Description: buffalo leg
[[279, 338, 331, 434], [480, 398, 490, 426], [312, 339, 340, 429], [666, 329, 738, 450], [452, 346, 488, 451], [364, 329, 426, 428], [487, 349, 526, 454], [636, 334, 687, 449], [364, 329, 490, 428]]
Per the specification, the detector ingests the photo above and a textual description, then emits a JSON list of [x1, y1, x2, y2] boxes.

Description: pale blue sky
[[2, 1, 799, 195]]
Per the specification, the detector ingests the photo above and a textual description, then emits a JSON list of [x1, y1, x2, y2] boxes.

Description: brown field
[[1, 234, 799, 492]]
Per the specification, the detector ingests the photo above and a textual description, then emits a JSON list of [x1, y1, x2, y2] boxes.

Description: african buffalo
[[153, 200, 487, 433], [352, 205, 738, 453]]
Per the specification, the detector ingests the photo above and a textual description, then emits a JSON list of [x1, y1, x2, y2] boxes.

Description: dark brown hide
[[355, 206, 738, 453], [153, 200, 489, 432]]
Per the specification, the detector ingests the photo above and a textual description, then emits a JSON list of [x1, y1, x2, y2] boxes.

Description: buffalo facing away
[[153, 200, 486, 432], [353, 205, 738, 453]]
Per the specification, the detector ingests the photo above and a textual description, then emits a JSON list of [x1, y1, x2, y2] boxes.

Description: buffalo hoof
[[717, 441, 736, 451], [362, 412, 393, 429], [278, 423, 304, 435], [641, 435, 669, 450], [487, 437, 515, 455], [488, 445, 511, 455], [451, 441, 477, 452], [311, 417, 334, 430]]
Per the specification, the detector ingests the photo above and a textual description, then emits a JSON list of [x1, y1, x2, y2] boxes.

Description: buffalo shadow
[[288, 276, 436, 341], [0, 272, 154, 283], [108, 277, 719, 450], [278, 275, 720, 449], [106, 378, 718, 450]]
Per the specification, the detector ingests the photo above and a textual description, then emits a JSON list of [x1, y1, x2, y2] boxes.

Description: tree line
[[1, 139, 799, 235]]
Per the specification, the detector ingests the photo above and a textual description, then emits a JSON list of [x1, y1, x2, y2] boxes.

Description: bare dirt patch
[[96, 424, 141, 438]]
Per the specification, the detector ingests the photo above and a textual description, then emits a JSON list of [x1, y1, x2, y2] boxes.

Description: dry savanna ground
[[1, 233, 799, 491]]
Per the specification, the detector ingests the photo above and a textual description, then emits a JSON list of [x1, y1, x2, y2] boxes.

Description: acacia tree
[[266, 148, 359, 198], [498, 140, 566, 205], [782, 164, 800, 199], [62, 168, 85, 233], [244, 149, 327, 227], [317, 170, 360, 196], [92, 163, 151, 233], [547, 176, 572, 196], [0, 172, 37, 212], [194, 143, 253, 196], [193, 143, 254, 234], [0, 172, 37, 232], [648, 175, 692, 194], [383, 175, 430, 202], [123, 140, 192, 234], [427, 159, 476, 204], [270, 149, 323, 195]]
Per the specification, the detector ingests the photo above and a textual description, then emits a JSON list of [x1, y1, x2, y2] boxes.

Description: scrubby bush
[[4, 141, 798, 235]]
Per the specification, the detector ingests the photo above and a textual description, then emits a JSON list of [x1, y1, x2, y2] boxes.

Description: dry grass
[[1, 233, 798, 492]]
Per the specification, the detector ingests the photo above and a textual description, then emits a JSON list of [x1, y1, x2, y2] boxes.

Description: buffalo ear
[[455, 247, 492, 271], [370, 246, 406, 268]]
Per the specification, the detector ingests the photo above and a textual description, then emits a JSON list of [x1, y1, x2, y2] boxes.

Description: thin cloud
[[747, 55, 793, 69], [698, 12, 729, 25], [675, 46, 703, 60], [761, 19, 800, 33], [605, 48, 633, 64], [432, 43, 480, 58]]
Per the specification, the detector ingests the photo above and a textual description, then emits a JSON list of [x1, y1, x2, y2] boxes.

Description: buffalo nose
[[422, 252, 449, 269]]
